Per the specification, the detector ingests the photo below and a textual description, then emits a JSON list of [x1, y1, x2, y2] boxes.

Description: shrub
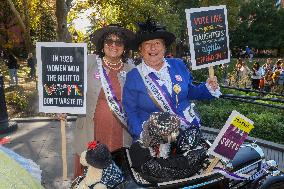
[[196, 97, 284, 144], [5, 90, 28, 111]]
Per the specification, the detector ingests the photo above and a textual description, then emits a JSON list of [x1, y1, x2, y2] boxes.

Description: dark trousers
[[29, 67, 36, 79], [252, 79, 260, 90]]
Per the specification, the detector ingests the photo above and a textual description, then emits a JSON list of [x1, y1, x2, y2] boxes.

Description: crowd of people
[[228, 58, 284, 93]]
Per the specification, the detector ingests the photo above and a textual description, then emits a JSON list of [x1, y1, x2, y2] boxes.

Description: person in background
[[261, 58, 273, 76], [240, 61, 251, 89], [220, 64, 228, 86], [272, 69, 281, 89], [6, 52, 19, 86], [245, 46, 253, 62], [251, 62, 262, 90], [273, 59, 283, 72], [276, 62, 284, 93], [122, 20, 221, 142], [27, 53, 36, 79], [263, 68, 273, 92], [235, 58, 243, 83]]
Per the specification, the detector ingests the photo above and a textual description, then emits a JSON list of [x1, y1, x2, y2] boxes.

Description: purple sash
[[137, 66, 191, 126]]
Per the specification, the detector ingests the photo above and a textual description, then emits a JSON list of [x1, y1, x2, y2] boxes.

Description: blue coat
[[122, 58, 214, 141]]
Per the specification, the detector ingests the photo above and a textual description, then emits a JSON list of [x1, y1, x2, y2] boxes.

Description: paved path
[[2, 120, 74, 189]]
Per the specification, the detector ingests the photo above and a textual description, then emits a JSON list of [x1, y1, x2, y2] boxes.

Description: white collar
[[139, 58, 170, 77]]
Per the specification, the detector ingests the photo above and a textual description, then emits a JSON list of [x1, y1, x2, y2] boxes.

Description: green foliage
[[191, 68, 209, 82], [198, 0, 244, 30], [72, 0, 181, 38], [0, 0, 56, 53], [231, 0, 284, 51], [0, 1, 20, 50], [5, 88, 28, 111], [30, 1, 56, 42], [196, 95, 284, 144], [68, 0, 284, 56]]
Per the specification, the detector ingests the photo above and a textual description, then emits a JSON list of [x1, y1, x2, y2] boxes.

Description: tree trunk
[[55, 0, 72, 42], [22, 0, 33, 53], [6, 0, 33, 53]]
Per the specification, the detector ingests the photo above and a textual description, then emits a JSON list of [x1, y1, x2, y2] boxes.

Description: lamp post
[[0, 74, 17, 134]]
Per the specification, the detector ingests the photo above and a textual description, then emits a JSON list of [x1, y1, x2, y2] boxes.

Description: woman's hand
[[206, 76, 219, 91]]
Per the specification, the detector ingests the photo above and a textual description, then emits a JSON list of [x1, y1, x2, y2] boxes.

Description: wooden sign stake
[[209, 66, 214, 78], [205, 157, 220, 173], [205, 65, 219, 174], [60, 119, 68, 180]]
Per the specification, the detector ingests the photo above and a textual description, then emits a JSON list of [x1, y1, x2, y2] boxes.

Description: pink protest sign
[[208, 110, 254, 161]]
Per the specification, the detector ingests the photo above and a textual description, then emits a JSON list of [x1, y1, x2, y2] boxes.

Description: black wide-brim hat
[[132, 20, 176, 50], [91, 24, 135, 47]]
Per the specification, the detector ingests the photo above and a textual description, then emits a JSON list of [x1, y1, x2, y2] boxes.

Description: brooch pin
[[175, 75, 182, 82], [173, 84, 181, 108], [94, 72, 100, 79]]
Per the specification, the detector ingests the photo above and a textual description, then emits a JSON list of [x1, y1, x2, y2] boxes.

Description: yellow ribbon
[[173, 84, 181, 107]]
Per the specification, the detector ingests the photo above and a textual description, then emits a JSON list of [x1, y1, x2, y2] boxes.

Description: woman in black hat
[[122, 20, 221, 142], [71, 24, 135, 178]]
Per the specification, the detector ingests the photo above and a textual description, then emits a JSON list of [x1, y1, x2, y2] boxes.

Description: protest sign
[[36, 42, 87, 114], [208, 110, 254, 161], [185, 5, 230, 70]]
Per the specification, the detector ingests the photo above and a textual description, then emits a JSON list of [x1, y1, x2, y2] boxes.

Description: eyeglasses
[[104, 39, 124, 47]]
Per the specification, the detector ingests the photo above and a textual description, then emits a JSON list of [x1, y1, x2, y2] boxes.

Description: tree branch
[[6, 0, 27, 33], [6, 0, 33, 52]]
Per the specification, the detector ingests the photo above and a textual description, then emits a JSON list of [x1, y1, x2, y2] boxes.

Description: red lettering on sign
[[193, 14, 223, 25]]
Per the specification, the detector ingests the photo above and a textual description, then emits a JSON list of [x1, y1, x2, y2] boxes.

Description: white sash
[[137, 65, 198, 127], [97, 58, 127, 127], [137, 67, 173, 113]]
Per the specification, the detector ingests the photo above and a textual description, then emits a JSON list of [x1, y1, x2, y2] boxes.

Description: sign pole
[[206, 65, 219, 173], [205, 157, 220, 173], [209, 66, 214, 78], [60, 119, 67, 180]]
